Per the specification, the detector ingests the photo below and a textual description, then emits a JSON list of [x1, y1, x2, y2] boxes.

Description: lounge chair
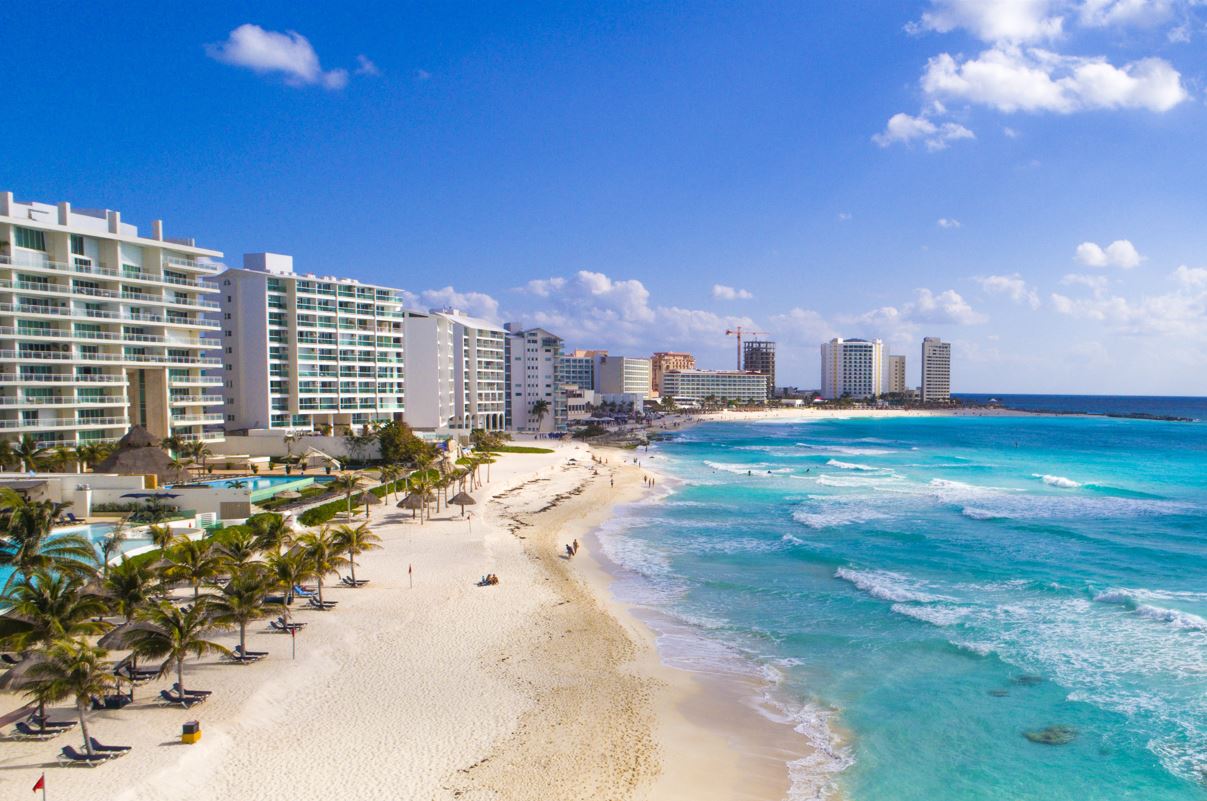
[[292, 584, 317, 598], [58, 745, 120, 767], [89, 737, 131, 753], [306, 596, 337, 610], [340, 575, 369, 587], [171, 683, 212, 698], [235, 645, 268, 659], [28, 714, 76, 730], [270, 618, 304, 633], [159, 689, 206, 708], [12, 721, 61, 740], [63, 512, 81, 524]]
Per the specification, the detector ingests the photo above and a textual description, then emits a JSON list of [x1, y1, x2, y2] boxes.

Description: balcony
[[0, 395, 125, 407], [0, 416, 128, 430], [169, 395, 224, 406], [0, 373, 127, 384], [170, 413, 224, 424], [0, 255, 222, 291], [0, 349, 220, 367], [169, 375, 223, 387]]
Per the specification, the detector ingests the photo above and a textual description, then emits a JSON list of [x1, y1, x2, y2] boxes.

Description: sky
[[4, 1, 1207, 394]]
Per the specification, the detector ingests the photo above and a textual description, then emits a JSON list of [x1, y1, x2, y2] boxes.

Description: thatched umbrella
[[358, 491, 381, 518], [449, 491, 476, 517], [397, 492, 431, 521], [94, 425, 180, 485], [0, 651, 43, 691]]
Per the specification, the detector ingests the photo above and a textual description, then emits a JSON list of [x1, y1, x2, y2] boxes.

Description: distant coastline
[[956, 393, 1205, 423]]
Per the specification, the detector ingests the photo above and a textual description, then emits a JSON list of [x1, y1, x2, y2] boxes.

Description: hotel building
[[921, 337, 951, 402], [218, 253, 412, 432], [597, 355, 652, 397], [505, 324, 566, 433], [887, 354, 907, 394], [408, 310, 507, 431], [820, 338, 885, 399], [0, 192, 223, 447], [651, 351, 695, 395], [559, 349, 605, 391], [661, 369, 768, 404], [742, 340, 776, 397]]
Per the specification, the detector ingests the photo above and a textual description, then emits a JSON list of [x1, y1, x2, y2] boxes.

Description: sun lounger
[[28, 714, 76, 730], [12, 721, 62, 740], [89, 737, 131, 753], [58, 745, 120, 767], [340, 576, 369, 587], [235, 645, 268, 658], [270, 618, 305, 633], [306, 596, 337, 610], [171, 683, 212, 698], [1, 653, 22, 665], [292, 584, 317, 598], [159, 689, 206, 708]]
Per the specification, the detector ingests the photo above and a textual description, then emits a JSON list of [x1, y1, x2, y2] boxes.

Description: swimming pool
[[0, 522, 143, 590], [191, 476, 316, 491]]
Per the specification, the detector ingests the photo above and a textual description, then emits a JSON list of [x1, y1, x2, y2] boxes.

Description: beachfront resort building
[[505, 323, 566, 433], [651, 351, 695, 395], [0, 191, 224, 447], [742, 339, 776, 397], [921, 337, 951, 402], [559, 349, 605, 390], [820, 338, 885, 399], [597, 355, 652, 397], [661, 369, 768, 405], [887, 354, 907, 395], [408, 310, 508, 432], [217, 253, 414, 433]]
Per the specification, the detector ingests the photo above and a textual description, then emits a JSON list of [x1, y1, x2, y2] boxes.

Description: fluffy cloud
[[921, 47, 1187, 113], [872, 112, 975, 151], [1173, 265, 1207, 287], [1051, 262, 1207, 338], [206, 24, 350, 89], [911, 0, 1066, 42], [767, 307, 838, 344], [1075, 239, 1144, 268], [712, 284, 753, 300], [977, 273, 1042, 308], [355, 55, 380, 76], [909, 288, 988, 324], [1060, 272, 1111, 293], [937, 217, 962, 228], [419, 286, 502, 322], [1078, 0, 1175, 28]]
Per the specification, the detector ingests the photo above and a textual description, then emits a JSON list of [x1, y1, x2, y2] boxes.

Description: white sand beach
[[0, 441, 822, 800]]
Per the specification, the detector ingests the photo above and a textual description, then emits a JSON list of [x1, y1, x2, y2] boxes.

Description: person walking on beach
[[572, 539, 579, 554]]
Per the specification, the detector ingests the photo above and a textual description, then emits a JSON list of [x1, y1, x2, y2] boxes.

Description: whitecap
[[890, 603, 969, 626], [793, 507, 889, 529], [834, 567, 954, 603], [1035, 473, 1082, 489], [825, 459, 880, 471]]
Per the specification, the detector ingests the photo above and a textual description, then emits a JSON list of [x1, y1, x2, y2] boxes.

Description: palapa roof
[[93, 425, 180, 483]]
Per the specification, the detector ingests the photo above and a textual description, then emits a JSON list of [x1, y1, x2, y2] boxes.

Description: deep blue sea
[[957, 393, 1207, 421], [597, 412, 1207, 801]]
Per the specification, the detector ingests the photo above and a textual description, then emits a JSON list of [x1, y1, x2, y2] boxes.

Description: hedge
[[296, 477, 417, 527]]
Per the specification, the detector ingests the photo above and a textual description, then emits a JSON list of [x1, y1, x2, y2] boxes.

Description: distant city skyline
[[4, 2, 1206, 393]]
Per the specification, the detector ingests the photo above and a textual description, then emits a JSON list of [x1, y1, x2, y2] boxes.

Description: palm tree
[[295, 527, 347, 606], [0, 571, 110, 653], [74, 442, 111, 472], [126, 600, 229, 697], [184, 441, 213, 471], [531, 399, 550, 429], [0, 439, 16, 471], [24, 639, 115, 754], [168, 458, 193, 482], [208, 569, 281, 658], [160, 434, 187, 458], [267, 550, 310, 619], [147, 524, 179, 552], [329, 473, 364, 517], [247, 512, 292, 555], [96, 518, 129, 579], [331, 523, 380, 585], [215, 528, 260, 572], [0, 489, 95, 591], [103, 557, 159, 622], [14, 435, 49, 472], [49, 446, 78, 473], [377, 465, 403, 500], [163, 539, 225, 602]]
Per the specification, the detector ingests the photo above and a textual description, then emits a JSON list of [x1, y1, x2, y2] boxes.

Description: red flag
[[408, 564, 412, 574], [32, 774, 44, 792]]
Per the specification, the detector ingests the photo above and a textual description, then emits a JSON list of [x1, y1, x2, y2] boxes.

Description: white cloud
[[1078, 0, 1175, 28], [1075, 239, 1144, 268], [712, 284, 753, 300], [976, 273, 1041, 308], [872, 112, 976, 151], [206, 24, 349, 89], [355, 55, 380, 76], [937, 217, 962, 228], [1060, 272, 1111, 293], [1050, 285, 1207, 337], [420, 286, 501, 322], [909, 288, 988, 324], [922, 46, 1187, 113], [1173, 265, 1207, 287], [837, 212, 853, 222], [768, 307, 838, 344], [911, 0, 1066, 43]]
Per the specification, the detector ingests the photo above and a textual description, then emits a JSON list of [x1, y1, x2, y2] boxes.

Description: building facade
[[820, 338, 885, 399], [0, 192, 223, 447], [650, 351, 695, 395], [597, 355, 652, 396], [887, 354, 907, 394], [661, 370, 768, 404], [742, 340, 776, 398], [559, 349, 605, 391], [921, 337, 951, 403], [505, 323, 565, 433], [218, 253, 413, 433]]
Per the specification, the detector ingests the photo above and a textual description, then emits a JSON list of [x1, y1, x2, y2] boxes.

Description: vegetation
[[24, 639, 115, 754], [378, 420, 438, 466], [126, 601, 229, 696], [484, 445, 555, 454]]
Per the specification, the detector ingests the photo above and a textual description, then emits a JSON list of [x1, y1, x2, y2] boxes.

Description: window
[[15, 227, 46, 251], [70, 235, 85, 256]]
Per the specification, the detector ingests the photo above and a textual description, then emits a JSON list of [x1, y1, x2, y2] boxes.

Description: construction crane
[[725, 327, 768, 370]]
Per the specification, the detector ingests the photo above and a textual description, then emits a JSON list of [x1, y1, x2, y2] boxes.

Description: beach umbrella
[[358, 491, 381, 518], [397, 492, 433, 521], [449, 491, 476, 517], [0, 651, 43, 691], [97, 620, 155, 650]]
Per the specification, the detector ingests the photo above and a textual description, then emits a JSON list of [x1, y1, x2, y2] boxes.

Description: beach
[[0, 440, 818, 800]]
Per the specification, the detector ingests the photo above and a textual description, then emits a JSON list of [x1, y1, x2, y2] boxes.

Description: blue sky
[[5, 1, 1207, 393]]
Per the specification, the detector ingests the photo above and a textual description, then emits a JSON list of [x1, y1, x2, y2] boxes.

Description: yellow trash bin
[[181, 720, 201, 744]]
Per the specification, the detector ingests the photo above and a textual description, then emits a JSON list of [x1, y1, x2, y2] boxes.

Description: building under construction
[[742, 339, 776, 397]]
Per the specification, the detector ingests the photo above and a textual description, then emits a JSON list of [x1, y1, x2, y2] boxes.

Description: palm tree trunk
[[176, 657, 185, 697], [316, 577, 324, 606], [77, 699, 92, 755], [349, 552, 357, 584]]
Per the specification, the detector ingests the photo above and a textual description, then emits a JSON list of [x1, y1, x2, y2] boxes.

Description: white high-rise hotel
[[921, 336, 951, 402], [0, 192, 223, 447], [820, 338, 885, 399]]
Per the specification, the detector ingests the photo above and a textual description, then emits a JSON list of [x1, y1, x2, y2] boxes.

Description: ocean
[[595, 410, 1207, 801]]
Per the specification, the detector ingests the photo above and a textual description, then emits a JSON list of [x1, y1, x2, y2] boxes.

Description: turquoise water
[[598, 416, 1207, 801], [1, 522, 124, 590]]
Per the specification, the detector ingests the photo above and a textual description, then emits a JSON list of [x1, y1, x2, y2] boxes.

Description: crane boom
[[725, 327, 769, 370]]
